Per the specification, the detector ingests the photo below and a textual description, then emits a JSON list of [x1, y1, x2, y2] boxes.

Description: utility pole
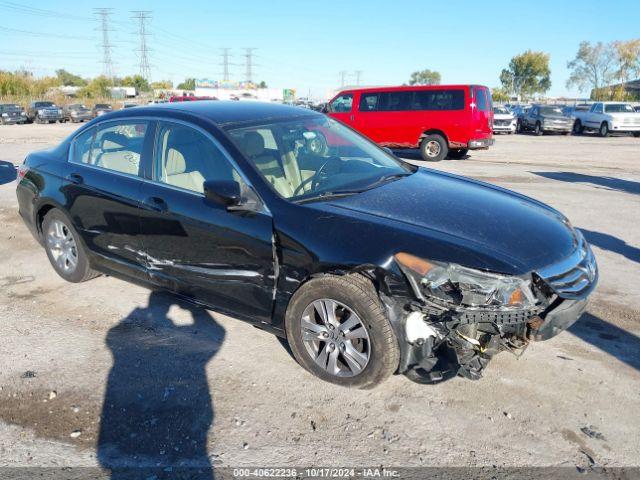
[[220, 48, 231, 82], [131, 11, 152, 82], [243, 48, 257, 84], [94, 8, 114, 82], [339, 70, 347, 88], [354, 70, 363, 86]]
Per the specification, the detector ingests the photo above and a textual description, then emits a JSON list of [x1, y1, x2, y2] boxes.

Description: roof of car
[[114, 100, 319, 126]]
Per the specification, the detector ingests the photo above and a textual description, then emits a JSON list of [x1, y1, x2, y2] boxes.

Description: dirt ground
[[0, 123, 639, 473]]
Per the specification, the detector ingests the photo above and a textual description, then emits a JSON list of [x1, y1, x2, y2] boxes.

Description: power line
[[94, 8, 115, 82], [131, 11, 152, 82], [243, 48, 257, 84]]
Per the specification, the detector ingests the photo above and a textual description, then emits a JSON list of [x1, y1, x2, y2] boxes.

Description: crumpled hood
[[323, 168, 578, 273]]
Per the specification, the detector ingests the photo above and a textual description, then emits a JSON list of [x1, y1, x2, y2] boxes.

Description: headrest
[[101, 132, 129, 151], [242, 131, 265, 157], [165, 148, 186, 175]]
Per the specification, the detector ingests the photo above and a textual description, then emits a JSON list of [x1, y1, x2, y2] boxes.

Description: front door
[[328, 92, 356, 128], [62, 120, 152, 280], [138, 120, 275, 324]]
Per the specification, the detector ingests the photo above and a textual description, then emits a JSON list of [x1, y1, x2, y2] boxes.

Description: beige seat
[[164, 148, 206, 193], [240, 132, 295, 197], [95, 132, 140, 175]]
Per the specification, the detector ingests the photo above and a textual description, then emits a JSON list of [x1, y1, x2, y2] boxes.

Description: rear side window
[[413, 90, 464, 110], [70, 128, 96, 165], [330, 94, 353, 113], [359, 93, 379, 111], [82, 121, 149, 176]]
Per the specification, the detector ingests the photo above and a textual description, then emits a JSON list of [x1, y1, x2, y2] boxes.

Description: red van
[[327, 85, 494, 161]]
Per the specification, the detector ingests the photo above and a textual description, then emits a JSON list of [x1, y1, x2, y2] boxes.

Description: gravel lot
[[0, 123, 639, 473]]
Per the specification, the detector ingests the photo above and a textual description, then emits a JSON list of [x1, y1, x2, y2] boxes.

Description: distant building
[[194, 79, 286, 102], [591, 79, 640, 100]]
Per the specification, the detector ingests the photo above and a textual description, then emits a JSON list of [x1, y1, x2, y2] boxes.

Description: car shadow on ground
[[532, 171, 640, 195], [98, 290, 225, 480], [392, 149, 470, 161], [579, 228, 640, 265], [0, 160, 17, 185], [569, 312, 640, 372]]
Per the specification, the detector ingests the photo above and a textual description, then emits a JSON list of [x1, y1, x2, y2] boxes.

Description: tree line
[[408, 39, 640, 102]]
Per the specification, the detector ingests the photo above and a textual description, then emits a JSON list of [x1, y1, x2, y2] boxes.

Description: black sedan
[[16, 102, 598, 387]]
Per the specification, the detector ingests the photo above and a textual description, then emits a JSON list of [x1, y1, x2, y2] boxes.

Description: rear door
[[137, 120, 275, 323], [471, 86, 493, 139], [63, 120, 153, 280]]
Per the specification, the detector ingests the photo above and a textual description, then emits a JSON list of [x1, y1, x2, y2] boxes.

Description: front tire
[[285, 274, 399, 389], [420, 134, 448, 161], [599, 122, 610, 137], [42, 209, 99, 283], [534, 122, 543, 136], [573, 120, 584, 135]]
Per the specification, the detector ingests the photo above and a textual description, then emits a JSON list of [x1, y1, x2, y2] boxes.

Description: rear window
[[475, 88, 490, 112], [358, 89, 465, 112]]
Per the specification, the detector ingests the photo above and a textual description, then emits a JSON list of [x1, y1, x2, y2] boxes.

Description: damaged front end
[[387, 241, 597, 384]]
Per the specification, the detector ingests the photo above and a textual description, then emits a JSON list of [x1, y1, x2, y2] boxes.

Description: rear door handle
[[142, 196, 168, 212], [68, 173, 84, 184]]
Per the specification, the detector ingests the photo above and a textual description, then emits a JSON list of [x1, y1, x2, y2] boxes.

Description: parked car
[[169, 95, 216, 102], [92, 103, 113, 118], [572, 102, 640, 137], [0, 103, 27, 124], [327, 85, 494, 161], [492, 106, 516, 134], [562, 104, 590, 121], [518, 105, 573, 135], [27, 101, 64, 124], [63, 104, 93, 123], [510, 105, 531, 132], [16, 102, 598, 387], [634, 105, 640, 113]]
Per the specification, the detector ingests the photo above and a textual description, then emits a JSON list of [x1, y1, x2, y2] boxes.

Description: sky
[[1, 0, 639, 99]]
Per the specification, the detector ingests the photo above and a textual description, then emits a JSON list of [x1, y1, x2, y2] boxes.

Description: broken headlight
[[395, 252, 537, 310]]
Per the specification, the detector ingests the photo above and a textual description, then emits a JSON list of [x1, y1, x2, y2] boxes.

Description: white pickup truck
[[573, 102, 640, 137]]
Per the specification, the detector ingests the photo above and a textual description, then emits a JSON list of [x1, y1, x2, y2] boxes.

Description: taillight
[[16, 164, 29, 182]]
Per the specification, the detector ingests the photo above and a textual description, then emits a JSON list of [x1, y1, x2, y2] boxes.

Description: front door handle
[[142, 196, 168, 212], [349, 114, 355, 121], [68, 173, 84, 184]]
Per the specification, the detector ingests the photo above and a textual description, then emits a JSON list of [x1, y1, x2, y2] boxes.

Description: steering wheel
[[292, 158, 334, 197]]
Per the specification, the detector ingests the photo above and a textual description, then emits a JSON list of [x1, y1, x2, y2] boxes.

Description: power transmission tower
[[220, 48, 232, 82], [243, 48, 257, 84], [339, 70, 347, 87], [354, 70, 363, 86], [94, 8, 114, 82], [131, 11, 152, 81]]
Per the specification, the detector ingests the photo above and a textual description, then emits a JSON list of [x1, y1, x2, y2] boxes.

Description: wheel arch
[[419, 128, 449, 146]]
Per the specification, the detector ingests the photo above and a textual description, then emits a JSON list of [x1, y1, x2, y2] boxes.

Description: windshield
[[493, 106, 510, 115], [539, 106, 564, 116], [1, 104, 21, 111], [226, 116, 414, 202], [35, 102, 55, 108], [605, 104, 634, 113], [95, 104, 111, 109]]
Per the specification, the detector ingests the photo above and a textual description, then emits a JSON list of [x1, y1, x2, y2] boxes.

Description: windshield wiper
[[294, 172, 413, 205]]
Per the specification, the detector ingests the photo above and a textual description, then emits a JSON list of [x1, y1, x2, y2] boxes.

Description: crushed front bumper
[[529, 298, 587, 341]]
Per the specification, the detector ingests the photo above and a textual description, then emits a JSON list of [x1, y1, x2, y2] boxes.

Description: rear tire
[[285, 274, 399, 389], [420, 134, 448, 161], [573, 120, 584, 135], [534, 122, 543, 136], [447, 148, 468, 160], [599, 122, 610, 137], [42, 209, 99, 283]]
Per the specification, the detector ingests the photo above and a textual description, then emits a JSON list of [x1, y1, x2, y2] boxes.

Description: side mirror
[[321, 104, 329, 114], [203, 180, 241, 208]]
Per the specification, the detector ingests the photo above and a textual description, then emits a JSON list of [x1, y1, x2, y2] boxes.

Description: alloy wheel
[[46, 219, 78, 274], [300, 298, 371, 377]]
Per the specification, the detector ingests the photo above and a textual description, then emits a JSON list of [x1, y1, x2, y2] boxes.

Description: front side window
[[227, 116, 414, 202], [594, 104, 603, 114], [154, 122, 240, 194], [90, 121, 148, 176], [329, 94, 353, 113]]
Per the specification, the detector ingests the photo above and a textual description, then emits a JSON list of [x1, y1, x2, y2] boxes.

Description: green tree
[[120, 74, 150, 92], [258, 80, 268, 88], [566, 41, 615, 99], [150, 80, 173, 90], [78, 76, 111, 98], [408, 69, 441, 85], [55, 69, 87, 87], [176, 78, 196, 90], [491, 87, 510, 103], [612, 39, 640, 99], [500, 50, 551, 100]]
